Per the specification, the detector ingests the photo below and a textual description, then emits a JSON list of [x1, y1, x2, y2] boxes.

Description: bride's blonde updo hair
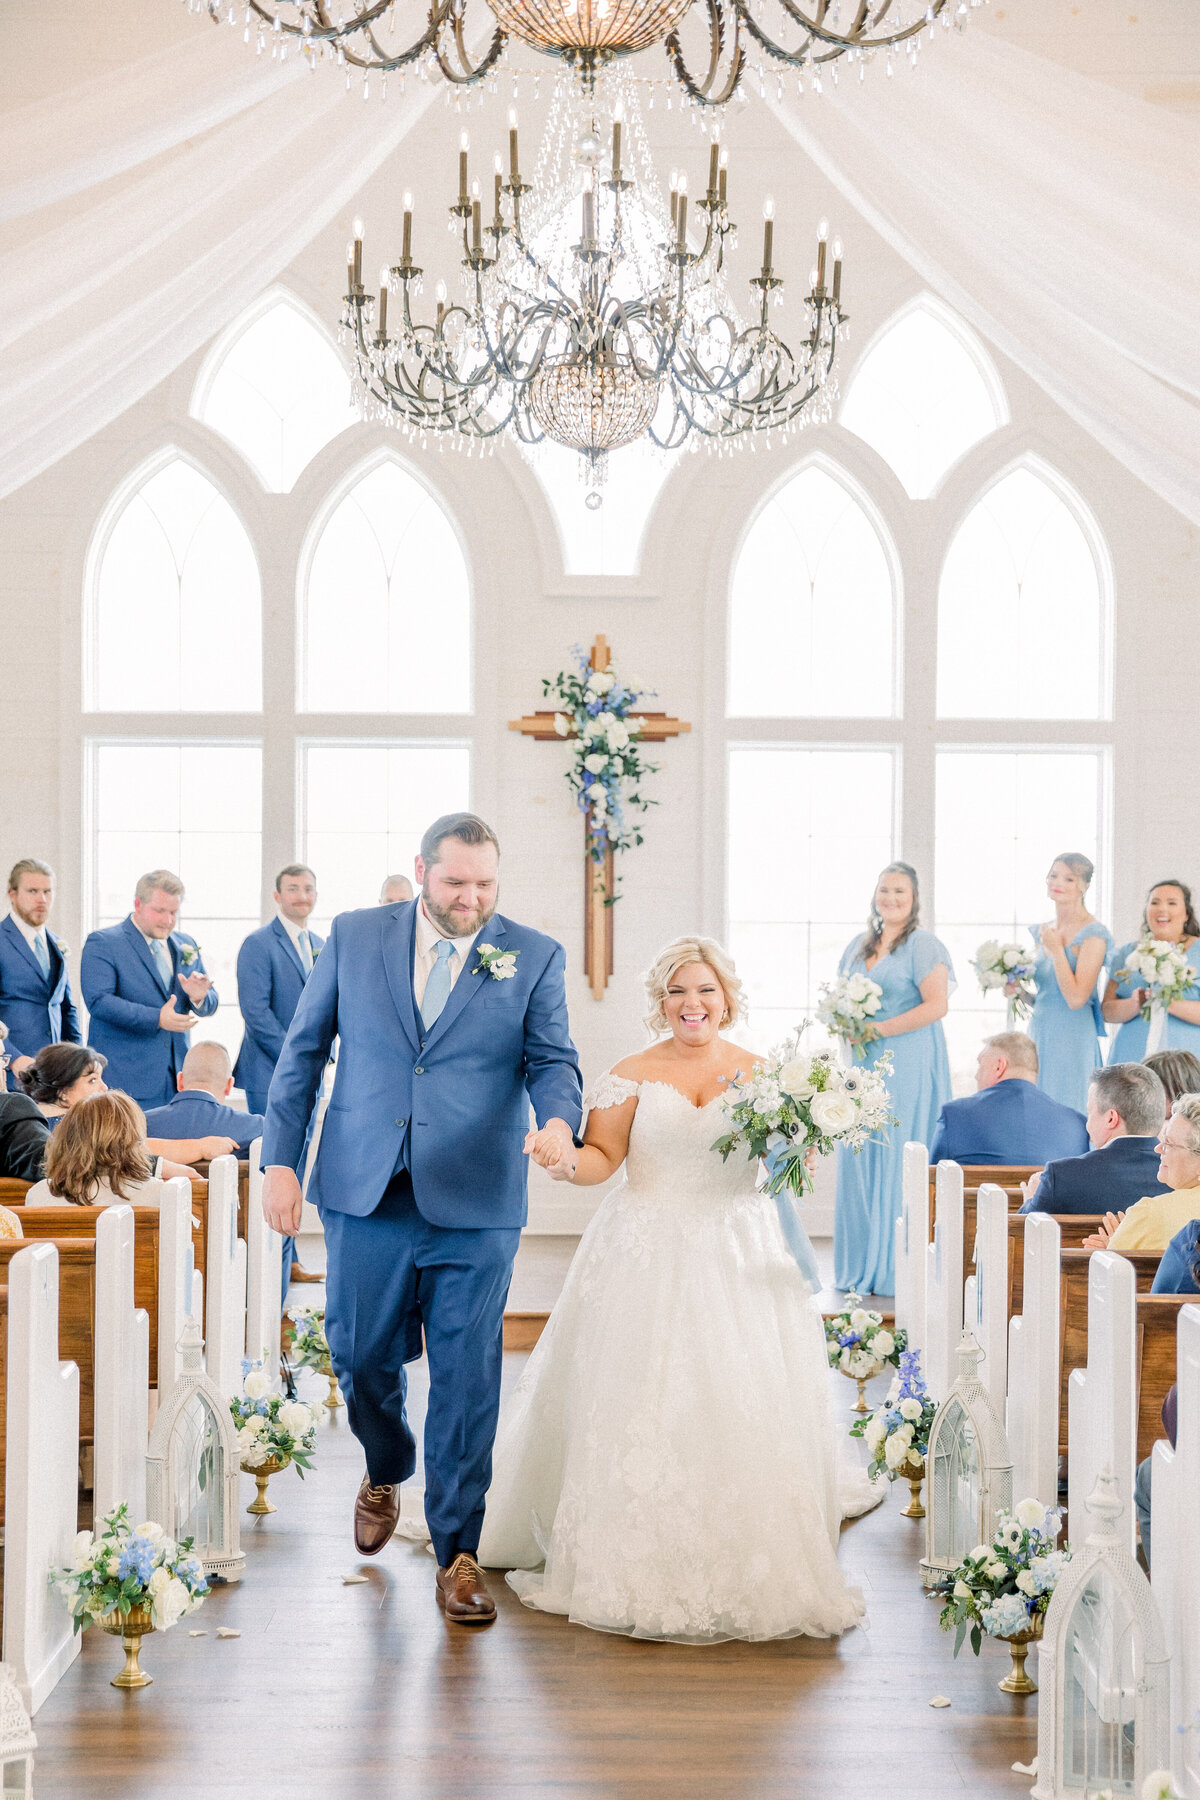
[[643, 936, 745, 1037]]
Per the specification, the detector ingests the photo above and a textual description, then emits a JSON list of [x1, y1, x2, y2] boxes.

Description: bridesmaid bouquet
[[971, 939, 1038, 1020], [1114, 938, 1193, 1019], [816, 973, 884, 1060], [712, 1032, 896, 1199]]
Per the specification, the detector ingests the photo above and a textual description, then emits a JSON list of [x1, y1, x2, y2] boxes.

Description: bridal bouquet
[[712, 1033, 896, 1199], [52, 1503, 209, 1635], [231, 1366, 318, 1476], [971, 939, 1038, 1020], [851, 1348, 936, 1479], [935, 1498, 1068, 1657], [823, 1296, 905, 1381], [816, 973, 884, 1060], [1114, 938, 1195, 1019]]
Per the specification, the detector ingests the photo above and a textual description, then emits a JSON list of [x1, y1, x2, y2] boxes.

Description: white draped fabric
[[2, 23, 1199, 521]]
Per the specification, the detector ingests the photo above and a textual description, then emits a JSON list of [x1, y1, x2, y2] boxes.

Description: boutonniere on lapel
[[53, 938, 69, 957], [311, 943, 322, 960], [179, 944, 200, 968], [475, 943, 518, 982]]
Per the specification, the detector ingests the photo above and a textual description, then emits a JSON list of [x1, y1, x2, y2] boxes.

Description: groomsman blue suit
[[930, 1077, 1089, 1167], [0, 914, 81, 1085], [80, 919, 218, 1109], [262, 898, 582, 1568], [232, 917, 325, 1114]]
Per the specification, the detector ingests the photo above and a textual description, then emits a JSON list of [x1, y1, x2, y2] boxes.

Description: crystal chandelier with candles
[[340, 82, 845, 489], [195, 0, 982, 107]]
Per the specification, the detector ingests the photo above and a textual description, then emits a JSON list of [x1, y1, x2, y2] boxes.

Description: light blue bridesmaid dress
[[1107, 937, 1200, 1061], [1029, 921, 1112, 1112], [833, 928, 954, 1298]]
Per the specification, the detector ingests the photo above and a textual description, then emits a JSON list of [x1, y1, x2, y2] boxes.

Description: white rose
[[899, 1397, 922, 1422], [864, 1414, 887, 1454], [135, 1521, 165, 1542], [279, 1401, 313, 1439], [778, 1057, 816, 1100], [582, 752, 609, 773], [242, 1413, 266, 1436], [849, 1309, 869, 1330], [953, 1579, 972, 1600], [985, 1560, 1006, 1581], [72, 1531, 95, 1570], [884, 1431, 913, 1469], [147, 1566, 172, 1597], [970, 1546, 991, 1562], [839, 1348, 854, 1373], [1015, 1570, 1036, 1596], [1001, 947, 1023, 970], [151, 1575, 193, 1633], [243, 1370, 271, 1401], [553, 713, 570, 737], [872, 1330, 895, 1358], [1014, 1498, 1047, 1531], [586, 670, 615, 695], [809, 1091, 858, 1136]]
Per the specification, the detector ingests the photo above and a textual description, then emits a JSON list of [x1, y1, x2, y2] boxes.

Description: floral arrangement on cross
[[544, 644, 658, 887]]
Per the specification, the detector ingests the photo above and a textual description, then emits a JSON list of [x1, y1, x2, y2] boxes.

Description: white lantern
[[145, 1315, 245, 1582], [921, 1332, 1013, 1585], [1033, 1473, 1171, 1800], [0, 1665, 35, 1799]]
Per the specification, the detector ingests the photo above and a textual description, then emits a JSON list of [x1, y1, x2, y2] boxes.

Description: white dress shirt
[[412, 901, 483, 1011], [8, 905, 50, 964], [277, 911, 314, 967]]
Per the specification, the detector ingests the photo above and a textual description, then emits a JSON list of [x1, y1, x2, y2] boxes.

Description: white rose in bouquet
[[899, 1396, 923, 1422], [241, 1413, 266, 1436], [279, 1401, 313, 1439], [147, 1566, 172, 1597], [1015, 1570, 1037, 1596], [1001, 947, 1025, 971], [849, 1309, 869, 1330], [135, 1521, 165, 1542], [1014, 1497, 1048, 1531], [778, 1057, 816, 1100], [71, 1531, 95, 1570], [810, 1090, 858, 1136], [864, 1412, 888, 1455], [151, 1575, 193, 1632], [243, 1370, 272, 1401], [885, 1428, 915, 1469], [873, 1330, 895, 1358]]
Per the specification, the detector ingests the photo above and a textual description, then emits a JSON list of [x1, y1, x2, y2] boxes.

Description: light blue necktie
[[298, 929, 313, 977], [150, 937, 173, 990], [420, 938, 456, 1031], [32, 932, 50, 980]]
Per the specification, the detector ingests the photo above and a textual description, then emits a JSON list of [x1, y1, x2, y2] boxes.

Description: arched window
[[86, 456, 261, 712], [728, 462, 897, 718], [191, 291, 355, 493], [527, 440, 671, 577], [300, 457, 471, 715], [937, 464, 1109, 719], [840, 297, 1006, 499]]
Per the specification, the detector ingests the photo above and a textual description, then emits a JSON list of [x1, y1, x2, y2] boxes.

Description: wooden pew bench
[[1057, 1247, 1163, 1455], [0, 1239, 96, 1446], [1135, 1294, 1191, 1463], [930, 1166, 1039, 1229], [1004, 1214, 1108, 1315]]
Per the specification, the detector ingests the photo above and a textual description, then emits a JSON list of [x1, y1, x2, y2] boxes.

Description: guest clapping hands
[[1029, 853, 1112, 1112], [1103, 880, 1200, 1060]]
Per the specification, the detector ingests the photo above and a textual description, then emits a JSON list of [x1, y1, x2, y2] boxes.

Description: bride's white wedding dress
[[477, 1073, 883, 1644]]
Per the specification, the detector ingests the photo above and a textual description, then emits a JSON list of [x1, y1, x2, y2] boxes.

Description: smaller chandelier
[[339, 89, 846, 484]]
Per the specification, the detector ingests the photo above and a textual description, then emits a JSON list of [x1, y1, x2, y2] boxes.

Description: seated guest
[[0, 1025, 51, 1180], [24, 1091, 192, 1207], [930, 1031, 1088, 1166], [1019, 1063, 1168, 1216], [17, 1041, 237, 1165], [1144, 1048, 1200, 1109], [1087, 1093, 1200, 1257], [379, 874, 413, 904], [143, 1043, 264, 1151], [0, 857, 81, 1087]]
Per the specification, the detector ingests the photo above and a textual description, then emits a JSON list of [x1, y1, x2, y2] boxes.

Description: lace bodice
[[584, 1073, 753, 1201]]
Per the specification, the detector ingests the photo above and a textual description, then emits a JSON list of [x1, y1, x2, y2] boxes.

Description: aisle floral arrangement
[[971, 939, 1039, 1020], [851, 1349, 936, 1478], [713, 1033, 896, 1199], [231, 1365, 318, 1476], [1115, 938, 1195, 1019], [823, 1296, 906, 1381], [52, 1503, 209, 1634], [816, 973, 884, 1060], [288, 1306, 331, 1376], [935, 1498, 1068, 1657], [543, 645, 657, 877]]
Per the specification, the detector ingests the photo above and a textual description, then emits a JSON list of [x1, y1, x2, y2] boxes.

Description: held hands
[[159, 998, 198, 1033], [524, 1119, 577, 1182], [198, 1135, 239, 1161], [179, 972, 213, 1007], [262, 1165, 304, 1236], [1020, 1170, 1042, 1205], [1082, 1210, 1124, 1250]]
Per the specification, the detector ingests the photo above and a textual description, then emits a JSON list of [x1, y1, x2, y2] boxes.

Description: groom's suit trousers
[[322, 1171, 521, 1568]]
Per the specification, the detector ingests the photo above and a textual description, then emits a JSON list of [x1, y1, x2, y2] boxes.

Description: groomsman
[[378, 874, 413, 904], [0, 858, 82, 1087], [80, 870, 218, 1110], [234, 864, 325, 1285]]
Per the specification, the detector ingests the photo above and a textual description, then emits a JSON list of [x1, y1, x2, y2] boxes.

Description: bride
[[477, 935, 881, 1644]]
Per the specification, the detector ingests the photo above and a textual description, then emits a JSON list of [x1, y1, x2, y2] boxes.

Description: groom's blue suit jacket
[[260, 901, 583, 1229]]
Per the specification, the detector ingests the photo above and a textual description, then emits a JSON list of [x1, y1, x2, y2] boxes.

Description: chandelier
[[196, 0, 981, 106], [339, 83, 845, 488]]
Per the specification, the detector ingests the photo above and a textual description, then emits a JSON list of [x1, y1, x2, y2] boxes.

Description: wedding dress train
[[477, 1074, 882, 1644]]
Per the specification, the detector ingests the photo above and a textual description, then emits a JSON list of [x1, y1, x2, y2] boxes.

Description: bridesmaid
[[1103, 879, 1200, 1060], [833, 863, 953, 1298], [1029, 852, 1112, 1113]]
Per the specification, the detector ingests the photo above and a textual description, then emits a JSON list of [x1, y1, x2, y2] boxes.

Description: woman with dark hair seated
[[18, 1042, 236, 1165], [1144, 1048, 1200, 1109], [24, 1091, 187, 1206]]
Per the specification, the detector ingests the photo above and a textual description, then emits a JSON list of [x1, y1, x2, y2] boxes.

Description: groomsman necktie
[[32, 932, 51, 980], [420, 939, 456, 1031], [150, 937, 173, 990], [298, 929, 313, 977]]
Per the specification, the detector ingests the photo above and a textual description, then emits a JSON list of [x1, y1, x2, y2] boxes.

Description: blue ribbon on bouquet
[[763, 1139, 822, 1293]]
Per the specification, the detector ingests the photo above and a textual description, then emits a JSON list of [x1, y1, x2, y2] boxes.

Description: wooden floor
[[32, 1355, 1037, 1800]]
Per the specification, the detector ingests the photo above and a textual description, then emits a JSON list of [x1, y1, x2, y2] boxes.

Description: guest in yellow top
[[1085, 1093, 1200, 1253]]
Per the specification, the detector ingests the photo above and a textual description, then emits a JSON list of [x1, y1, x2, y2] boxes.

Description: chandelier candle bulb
[[508, 109, 519, 181], [676, 192, 687, 251], [401, 194, 413, 265], [471, 194, 482, 252], [459, 131, 469, 206], [761, 195, 774, 274], [611, 116, 622, 178], [581, 173, 595, 244], [707, 140, 720, 197], [719, 147, 728, 205], [832, 237, 843, 303], [377, 268, 389, 337], [352, 219, 363, 287]]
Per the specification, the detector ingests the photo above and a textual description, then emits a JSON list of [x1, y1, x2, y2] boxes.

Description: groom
[[261, 813, 581, 1623]]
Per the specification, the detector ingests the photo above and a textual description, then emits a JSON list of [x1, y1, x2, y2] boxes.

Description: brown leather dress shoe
[[290, 1262, 324, 1284], [436, 1552, 496, 1625], [353, 1477, 400, 1555]]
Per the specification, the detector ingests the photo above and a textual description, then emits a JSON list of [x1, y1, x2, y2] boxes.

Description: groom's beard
[[421, 886, 497, 939]]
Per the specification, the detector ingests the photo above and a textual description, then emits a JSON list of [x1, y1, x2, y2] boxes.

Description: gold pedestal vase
[[99, 1602, 156, 1689], [899, 1453, 926, 1519], [319, 1358, 343, 1411], [243, 1451, 289, 1514], [997, 1615, 1043, 1694]]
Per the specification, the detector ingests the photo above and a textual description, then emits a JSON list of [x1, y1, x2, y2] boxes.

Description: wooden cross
[[509, 634, 691, 1000]]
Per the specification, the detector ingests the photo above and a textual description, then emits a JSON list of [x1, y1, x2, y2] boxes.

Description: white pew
[[93, 1203, 149, 1525], [924, 1160, 964, 1401], [244, 1141, 283, 1371], [894, 1141, 929, 1358], [966, 1183, 1008, 1416], [205, 1155, 247, 1399], [1067, 1250, 1137, 1554], [157, 1176, 196, 1394], [1006, 1212, 1061, 1510], [2, 1245, 81, 1713], [1150, 1302, 1200, 1799]]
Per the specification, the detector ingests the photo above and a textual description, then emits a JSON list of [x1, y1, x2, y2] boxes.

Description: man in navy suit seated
[[930, 1031, 1089, 1167], [81, 869, 218, 1110], [0, 858, 82, 1088], [1019, 1062, 1169, 1216], [378, 874, 413, 905], [143, 1042, 264, 1151]]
